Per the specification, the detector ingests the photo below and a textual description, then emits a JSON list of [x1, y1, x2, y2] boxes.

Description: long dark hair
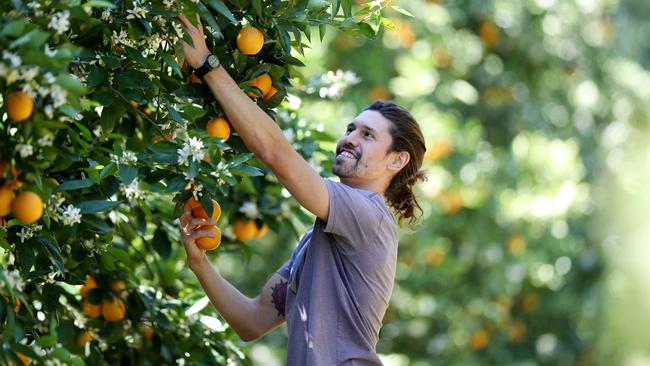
[[364, 100, 427, 226]]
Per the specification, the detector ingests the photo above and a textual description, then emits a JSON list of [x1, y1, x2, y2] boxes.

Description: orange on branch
[[195, 225, 222, 250], [101, 297, 126, 321], [141, 325, 154, 341], [76, 330, 93, 347], [0, 185, 15, 217], [110, 280, 128, 297], [206, 117, 231, 141], [263, 86, 279, 102], [15, 352, 31, 366], [192, 200, 221, 221], [79, 275, 97, 298], [469, 328, 490, 350], [11, 191, 43, 224], [255, 223, 268, 238], [249, 74, 272, 97], [7, 91, 34, 122], [237, 27, 264, 55], [82, 298, 102, 318], [233, 219, 258, 241]]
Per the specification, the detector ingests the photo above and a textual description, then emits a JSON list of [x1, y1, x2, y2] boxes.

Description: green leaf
[[37, 334, 58, 348], [87, 66, 107, 88], [205, 0, 237, 23], [76, 200, 122, 214], [54, 179, 96, 192], [100, 163, 117, 181], [331, 0, 341, 17], [357, 22, 376, 38], [10, 29, 50, 49], [166, 175, 188, 193], [162, 53, 182, 78], [115, 70, 155, 89], [342, 0, 352, 18], [196, 2, 224, 40], [152, 228, 172, 259], [109, 247, 131, 266], [319, 23, 327, 41], [1, 19, 26, 37], [230, 165, 264, 176], [15, 241, 35, 273], [56, 74, 87, 96], [251, 0, 263, 17], [390, 5, 414, 17], [119, 165, 138, 185], [227, 153, 254, 166], [36, 237, 64, 272]]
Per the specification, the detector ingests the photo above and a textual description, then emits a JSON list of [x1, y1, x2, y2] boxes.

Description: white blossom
[[2, 51, 21, 67], [163, 0, 175, 9], [177, 137, 205, 166], [3, 268, 25, 291], [50, 84, 68, 107], [112, 30, 129, 46], [49, 10, 71, 35], [101, 9, 112, 21], [37, 86, 50, 97], [44, 104, 55, 119], [122, 179, 143, 205], [16, 144, 34, 158], [126, 1, 149, 19], [61, 205, 82, 226], [0, 63, 19, 84], [93, 125, 103, 138], [20, 66, 40, 81], [27, 1, 44, 16], [122, 151, 138, 164], [44, 44, 58, 58], [239, 201, 259, 219], [16, 225, 42, 243], [43, 72, 56, 84], [37, 133, 54, 147]]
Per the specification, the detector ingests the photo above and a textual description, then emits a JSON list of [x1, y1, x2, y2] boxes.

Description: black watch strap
[[195, 54, 220, 78]]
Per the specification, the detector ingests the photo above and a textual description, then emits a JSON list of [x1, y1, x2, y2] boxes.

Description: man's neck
[[339, 176, 387, 196]]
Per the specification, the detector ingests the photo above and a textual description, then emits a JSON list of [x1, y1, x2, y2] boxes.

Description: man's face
[[332, 110, 394, 181]]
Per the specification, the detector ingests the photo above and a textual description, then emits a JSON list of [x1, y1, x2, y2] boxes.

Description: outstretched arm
[[177, 15, 330, 221], [179, 209, 287, 341]]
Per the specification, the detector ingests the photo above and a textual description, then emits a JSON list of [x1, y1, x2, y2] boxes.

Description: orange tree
[[0, 0, 392, 364]]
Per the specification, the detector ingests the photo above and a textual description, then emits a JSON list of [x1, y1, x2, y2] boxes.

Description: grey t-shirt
[[277, 178, 398, 365]]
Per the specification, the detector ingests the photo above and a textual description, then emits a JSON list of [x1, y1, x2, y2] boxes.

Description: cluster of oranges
[[185, 196, 223, 250], [79, 275, 127, 322], [0, 164, 44, 226], [233, 218, 267, 241]]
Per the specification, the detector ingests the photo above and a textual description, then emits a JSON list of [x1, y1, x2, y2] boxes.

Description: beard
[[332, 145, 362, 177]]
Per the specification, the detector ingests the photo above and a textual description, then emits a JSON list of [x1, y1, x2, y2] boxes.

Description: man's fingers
[[191, 218, 216, 227], [196, 14, 204, 34], [177, 14, 199, 34], [187, 229, 216, 242]]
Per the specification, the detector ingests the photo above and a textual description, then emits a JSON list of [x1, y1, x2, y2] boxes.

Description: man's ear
[[388, 151, 410, 172]]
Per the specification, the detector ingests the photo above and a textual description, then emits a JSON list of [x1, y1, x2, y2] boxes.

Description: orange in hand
[[195, 225, 222, 250]]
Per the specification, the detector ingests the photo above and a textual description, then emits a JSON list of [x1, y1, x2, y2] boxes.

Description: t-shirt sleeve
[[276, 259, 291, 279], [323, 178, 383, 247]]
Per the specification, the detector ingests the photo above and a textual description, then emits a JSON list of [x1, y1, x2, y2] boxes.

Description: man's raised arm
[[178, 15, 329, 221]]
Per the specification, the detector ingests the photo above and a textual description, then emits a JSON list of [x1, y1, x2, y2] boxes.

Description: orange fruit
[[479, 20, 499, 47], [11, 191, 43, 224], [82, 298, 102, 318], [79, 275, 97, 298], [185, 196, 201, 210], [249, 74, 272, 97], [469, 328, 490, 350], [7, 91, 34, 122], [255, 223, 268, 238], [15, 352, 31, 366], [2, 295, 20, 313], [506, 234, 526, 255], [76, 330, 93, 347], [192, 200, 221, 221], [189, 73, 202, 84], [233, 219, 258, 241], [110, 280, 128, 297], [424, 138, 453, 161], [101, 297, 126, 322], [263, 86, 279, 102], [141, 325, 154, 341], [0, 185, 15, 217], [237, 27, 264, 55], [195, 225, 222, 250], [205, 117, 230, 141], [152, 133, 173, 143]]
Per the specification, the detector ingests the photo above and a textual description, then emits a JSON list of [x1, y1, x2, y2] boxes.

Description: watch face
[[207, 55, 220, 68]]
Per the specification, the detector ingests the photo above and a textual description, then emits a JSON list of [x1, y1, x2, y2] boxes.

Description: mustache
[[335, 144, 360, 158]]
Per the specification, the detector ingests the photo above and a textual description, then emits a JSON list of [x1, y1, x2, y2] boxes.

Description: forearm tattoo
[[270, 280, 288, 317]]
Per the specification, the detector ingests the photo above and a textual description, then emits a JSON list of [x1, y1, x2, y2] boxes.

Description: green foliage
[[0, 0, 386, 364]]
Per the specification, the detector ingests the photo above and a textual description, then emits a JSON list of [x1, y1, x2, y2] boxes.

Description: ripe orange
[[152, 133, 173, 143], [206, 117, 231, 141], [0, 185, 15, 217], [141, 325, 154, 341], [11, 191, 43, 224], [192, 200, 221, 221], [101, 297, 126, 321], [233, 219, 258, 241], [110, 280, 128, 297], [82, 298, 102, 318], [2, 295, 20, 313], [185, 196, 201, 209], [79, 275, 97, 298], [255, 223, 268, 238], [195, 225, 222, 250], [237, 27, 264, 55], [76, 330, 93, 347], [263, 86, 279, 102], [249, 74, 272, 97], [469, 328, 490, 350], [7, 91, 34, 122], [15, 352, 31, 366]]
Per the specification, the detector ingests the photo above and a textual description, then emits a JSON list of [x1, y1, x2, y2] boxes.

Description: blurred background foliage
[[229, 0, 650, 365]]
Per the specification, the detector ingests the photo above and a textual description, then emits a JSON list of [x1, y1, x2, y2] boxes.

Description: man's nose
[[343, 131, 360, 147]]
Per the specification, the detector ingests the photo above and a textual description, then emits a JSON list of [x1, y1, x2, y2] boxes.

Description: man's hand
[[178, 206, 216, 270], [177, 14, 210, 69]]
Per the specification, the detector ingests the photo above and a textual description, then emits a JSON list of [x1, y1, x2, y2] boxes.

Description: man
[[177, 15, 426, 365]]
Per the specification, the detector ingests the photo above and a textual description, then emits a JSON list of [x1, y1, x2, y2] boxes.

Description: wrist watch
[[194, 54, 220, 78]]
